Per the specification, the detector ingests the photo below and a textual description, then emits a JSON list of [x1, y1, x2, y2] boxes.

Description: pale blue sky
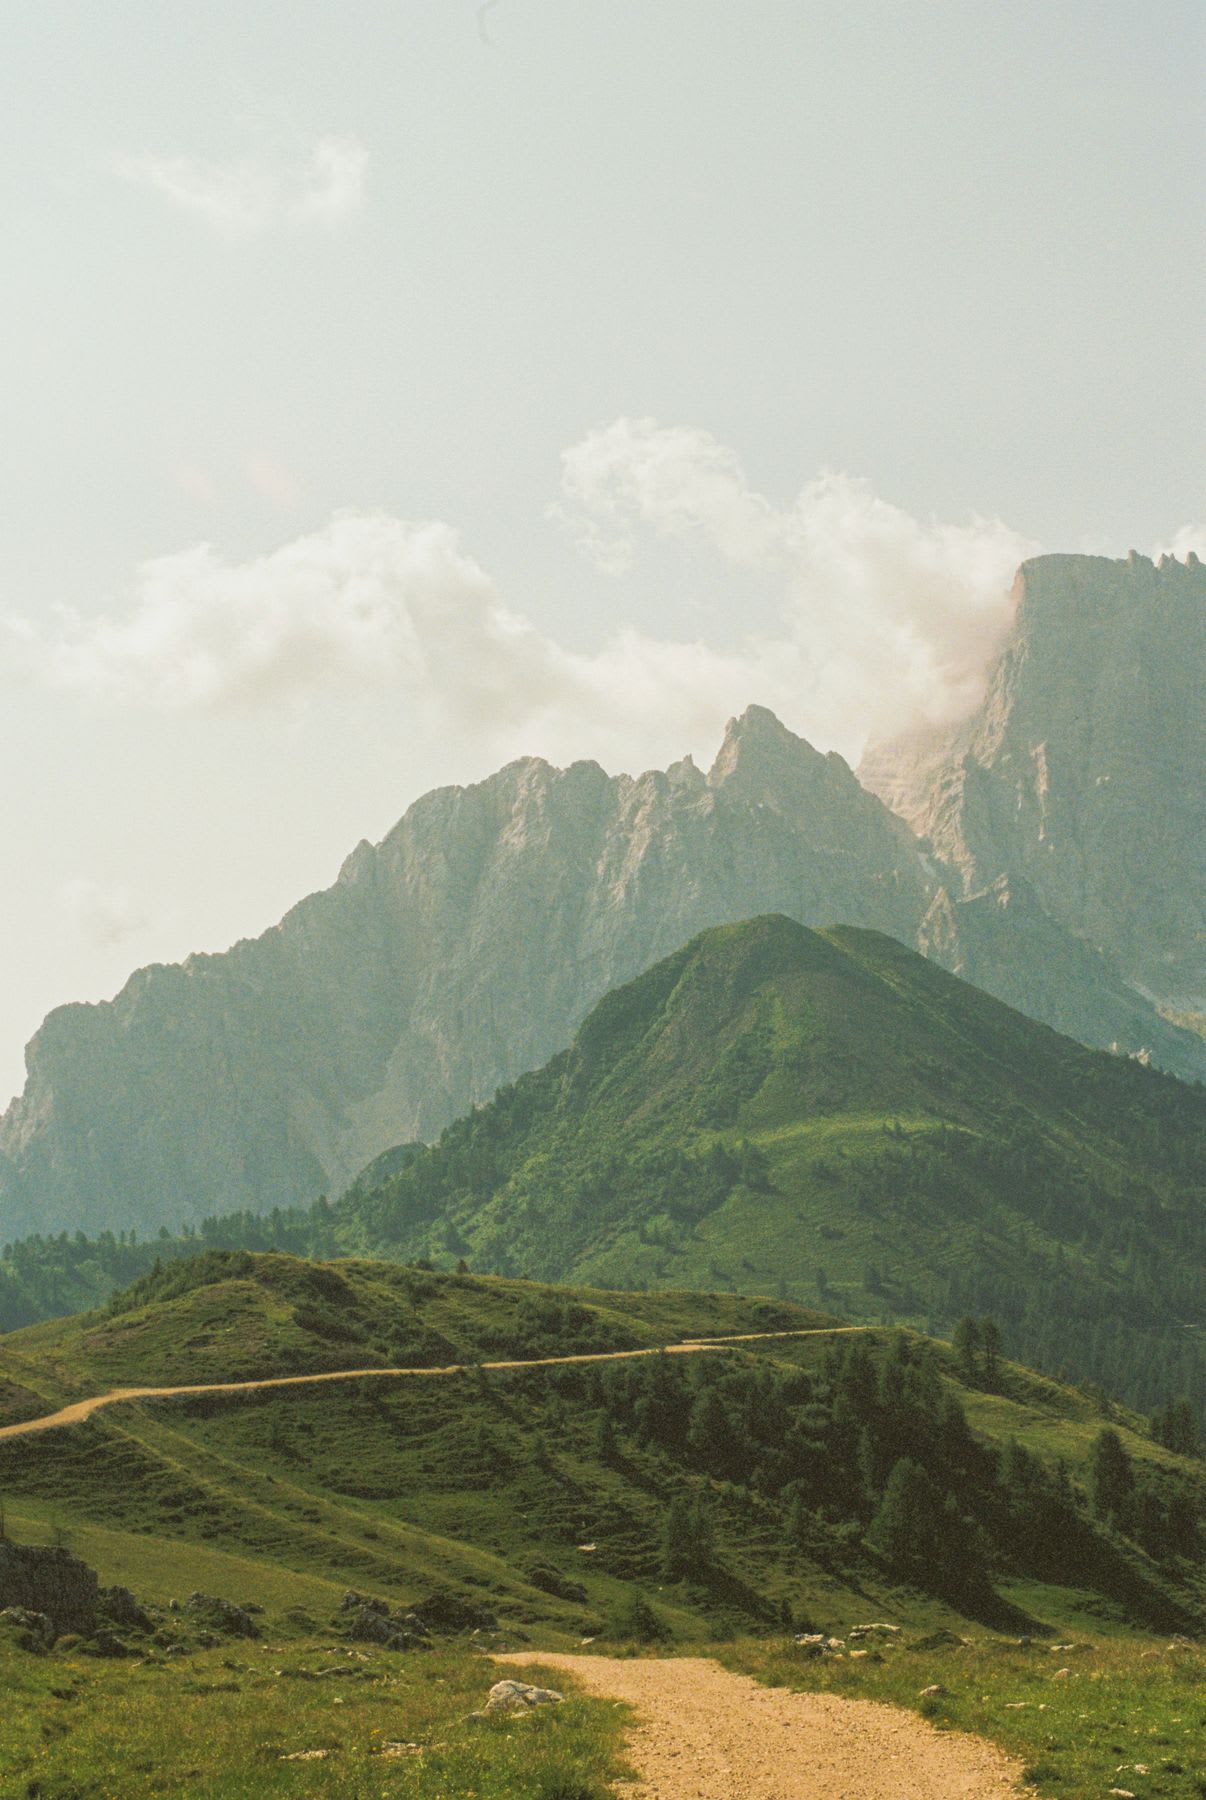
[[1, 0, 1201, 1102]]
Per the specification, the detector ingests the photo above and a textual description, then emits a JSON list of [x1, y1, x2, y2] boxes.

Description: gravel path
[[0, 1326, 868, 1441], [496, 1652, 1026, 1799]]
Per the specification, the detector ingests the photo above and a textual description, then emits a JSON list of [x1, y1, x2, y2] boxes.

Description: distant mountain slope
[[862, 551, 1206, 1029], [3, 680, 1200, 1241], [337, 917, 1206, 1415]]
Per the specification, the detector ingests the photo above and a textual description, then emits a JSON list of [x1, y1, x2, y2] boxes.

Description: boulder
[[184, 1594, 260, 1640], [99, 1585, 152, 1632], [339, 1589, 389, 1615], [80, 1629, 132, 1658], [410, 1590, 497, 1634], [0, 1543, 98, 1637], [344, 1606, 420, 1651], [477, 1679, 564, 1716], [0, 1605, 55, 1652]]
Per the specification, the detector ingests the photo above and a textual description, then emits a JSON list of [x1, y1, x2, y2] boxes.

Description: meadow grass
[[2, 1637, 630, 1800], [721, 1631, 1206, 1800]]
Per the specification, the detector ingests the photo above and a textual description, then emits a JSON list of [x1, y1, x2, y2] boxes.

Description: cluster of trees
[[555, 1334, 1203, 1608], [1087, 1428, 1201, 1561]]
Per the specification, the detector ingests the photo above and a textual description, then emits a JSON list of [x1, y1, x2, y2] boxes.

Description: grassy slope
[[0, 1632, 629, 1800], [0, 1254, 823, 1412], [334, 917, 1205, 1411], [0, 1262, 1199, 1638], [1, 1257, 1204, 1800]]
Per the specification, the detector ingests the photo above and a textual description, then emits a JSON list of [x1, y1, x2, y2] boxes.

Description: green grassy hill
[[5, 916, 1203, 1421], [1, 1255, 1201, 1639], [1, 1253, 1203, 1799], [333, 916, 1206, 1415]]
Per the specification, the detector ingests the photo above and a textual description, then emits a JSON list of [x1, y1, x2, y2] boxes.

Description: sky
[[0, 0, 1202, 1104]]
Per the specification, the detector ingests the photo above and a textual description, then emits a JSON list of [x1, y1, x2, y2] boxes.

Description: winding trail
[[0, 1326, 868, 1442], [496, 1652, 1026, 1799]]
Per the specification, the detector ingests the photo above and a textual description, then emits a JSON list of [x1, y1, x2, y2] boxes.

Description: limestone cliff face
[[2, 703, 1200, 1241], [862, 552, 1206, 1018]]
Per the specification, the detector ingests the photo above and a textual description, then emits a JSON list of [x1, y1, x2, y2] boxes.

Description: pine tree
[[980, 1317, 1003, 1387], [952, 1316, 981, 1381], [865, 1457, 942, 1572], [1088, 1428, 1134, 1525]]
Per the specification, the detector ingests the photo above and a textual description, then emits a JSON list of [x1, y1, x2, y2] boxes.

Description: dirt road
[[0, 1325, 867, 1442], [496, 1652, 1026, 1799]]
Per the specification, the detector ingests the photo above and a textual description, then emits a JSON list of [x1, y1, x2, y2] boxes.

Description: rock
[[1051, 1667, 1071, 1679], [0, 1543, 98, 1637], [793, 1634, 845, 1657], [848, 1623, 901, 1640], [184, 1594, 261, 1640], [918, 1685, 945, 1698], [80, 1629, 132, 1658], [909, 1630, 965, 1651], [409, 1590, 497, 1634], [0, 1605, 55, 1652], [99, 1585, 151, 1632], [478, 1679, 565, 1716], [339, 1590, 388, 1615], [343, 1606, 420, 1651], [862, 551, 1206, 1073], [279, 1749, 332, 1762]]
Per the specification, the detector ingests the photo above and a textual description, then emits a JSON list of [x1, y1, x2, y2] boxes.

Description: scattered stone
[[0, 1605, 55, 1652], [474, 1679, 565, 1717], [410, 1590, 498, 1634], [793, 1634, 845, 1657], [79, 1630, 132, 1658], [848, 1623, 901, 1641], [339, 1590, 388, 1615], [184, 1594, 260, 1640], [99, 1585, 151, 1632], [279, 1749, 332, 1762], [377, 1742, 421, 1758]]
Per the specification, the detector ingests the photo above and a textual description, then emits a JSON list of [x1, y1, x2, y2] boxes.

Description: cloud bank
[[1, 423, 1048, 763], [113, 135, 368, 238]]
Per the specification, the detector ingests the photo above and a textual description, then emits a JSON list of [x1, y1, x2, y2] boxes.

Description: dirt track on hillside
[[496, 1652, 1026, 1799], [0, 1326, 868, 1442]]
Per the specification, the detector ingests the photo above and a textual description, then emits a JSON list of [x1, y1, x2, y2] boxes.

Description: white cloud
[[559, 418, 1038, 748], [112, 135, 368, 238], [57, 879, 149, 950], [0, 427, 1040, 765]]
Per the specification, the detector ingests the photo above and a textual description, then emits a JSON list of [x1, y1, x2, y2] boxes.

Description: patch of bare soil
[[495, 1651, 1026, 1799]]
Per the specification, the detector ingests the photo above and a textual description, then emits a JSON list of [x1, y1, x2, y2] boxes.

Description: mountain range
[[1, 549, 1202, 1244]]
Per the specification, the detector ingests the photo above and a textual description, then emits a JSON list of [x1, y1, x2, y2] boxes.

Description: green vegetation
[[1, 1258, 1200, 1643], [723, 1632, 1206, 1800], [6, 919, 1204, 1426], [0, 1629, 628, 1800], [0, 1252, 1203, 1797]]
